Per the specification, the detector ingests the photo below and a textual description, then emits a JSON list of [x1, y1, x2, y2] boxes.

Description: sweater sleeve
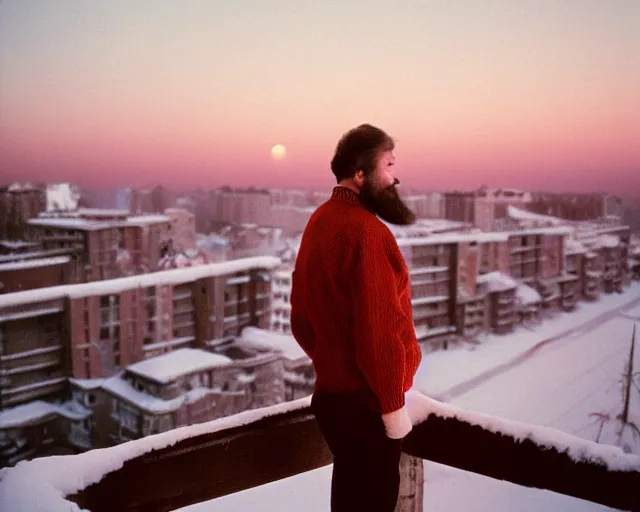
[[351, 230, 412, 415], [290, 270, 316, 358]]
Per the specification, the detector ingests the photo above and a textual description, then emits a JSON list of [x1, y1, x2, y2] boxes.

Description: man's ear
[[354, 170, 366, 187]]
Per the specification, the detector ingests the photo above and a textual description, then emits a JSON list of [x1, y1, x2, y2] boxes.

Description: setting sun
[[270, 144, 286, 161]]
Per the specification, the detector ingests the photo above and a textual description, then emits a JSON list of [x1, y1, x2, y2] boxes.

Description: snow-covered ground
[[183, 283, 640, 512]]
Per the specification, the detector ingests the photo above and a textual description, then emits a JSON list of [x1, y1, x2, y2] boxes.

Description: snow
[[0, 256, 281, 308], [0, 345, 61, 361], [46, 183, 79, 212], [565, 238, 588, 255], [239, 327, 309, 362], [28, 217, 100, 230], [412, 295, 449, 306], [5, 377, 66, 395], [507, 206, 564, 226], [516, 283, 542, 305], [3, 286, 640, 511], [102, 375, 196, 413], [127, 215, 171, 225], [409, 265, 449, 275], [68, 378, 105, 391], [76, 208, 129, 217], [401, 391, 640, 472], [0, 397, 313, 512], [193, 284, 640, 512], [0, 307, 63, 323], [396, 232, 509, 246], [0, 400, 89, 429], [127, 348, 232, 384], [597, 234, 620, 249], [0, 240, 38, 249], [7, 182, 35, 192], [0, 256, 70, 272], [477, 271, 517, 292], [415, 325, 457, 338], [141, 336, 194, 352]]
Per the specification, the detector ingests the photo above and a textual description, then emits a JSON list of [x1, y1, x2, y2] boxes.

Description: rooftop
[[238, 327, 309, 363], [127, 348, 232, 384], [0, 255, 281, 308], [0, 255, 71, 272]]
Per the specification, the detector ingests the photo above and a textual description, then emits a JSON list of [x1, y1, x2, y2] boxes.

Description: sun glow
[[270, 144, 286, 160]]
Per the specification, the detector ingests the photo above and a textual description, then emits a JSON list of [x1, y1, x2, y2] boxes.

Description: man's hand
[[382, 405, 413, 439]]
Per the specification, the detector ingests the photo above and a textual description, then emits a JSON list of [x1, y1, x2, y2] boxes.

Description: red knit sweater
[[290, 186, 422, 415]]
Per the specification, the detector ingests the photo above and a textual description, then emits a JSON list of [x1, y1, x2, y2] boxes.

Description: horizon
[[1, 1, 638, 194]]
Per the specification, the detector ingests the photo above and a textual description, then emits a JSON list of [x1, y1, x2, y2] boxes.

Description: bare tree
[[589, 323, 640, 453]]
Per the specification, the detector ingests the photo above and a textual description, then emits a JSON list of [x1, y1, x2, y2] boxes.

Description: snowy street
[[182, 284, 640, 511]]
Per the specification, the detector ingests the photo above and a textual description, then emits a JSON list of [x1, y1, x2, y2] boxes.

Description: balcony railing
[[1, 391, 638, 511]]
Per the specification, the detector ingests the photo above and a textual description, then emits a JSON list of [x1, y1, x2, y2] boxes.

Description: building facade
[[0, 183, 47, 241], [27, 209, 172, 282]]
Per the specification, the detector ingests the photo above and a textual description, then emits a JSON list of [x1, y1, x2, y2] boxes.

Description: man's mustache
[[386, 177, 400, 190]]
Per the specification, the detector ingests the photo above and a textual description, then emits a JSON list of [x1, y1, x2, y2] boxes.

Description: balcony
[[1, 391, 638, 511]]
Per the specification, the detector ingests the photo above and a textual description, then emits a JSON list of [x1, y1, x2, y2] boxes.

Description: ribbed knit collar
[[331, 186, 363, 207]]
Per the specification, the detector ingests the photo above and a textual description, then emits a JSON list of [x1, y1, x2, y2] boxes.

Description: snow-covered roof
[[0, 400, 90, 429], [564, 238, 588, 255], [29, 211, 170, 231], [396, 232, 509, 246], [386, 218, 469, 237], [507, 226, 574, 236], [102, 374, 195, 413], [238, 327, 309, 362], [596, 234, 620, 249], [0, 240, 39, 249], [0, 256, 71, 272], [477, 271, 517, 292], [507, 206, 564, 226], [77, 208, 129, 217], [126, 215, 171, 225], [28, 217, 100, 230], [0, 256, 281, 308], [516, 284, 542, 305], [7, 182, 37, 192], [127, 348, 232, 384], [69, 378, 106, 391]]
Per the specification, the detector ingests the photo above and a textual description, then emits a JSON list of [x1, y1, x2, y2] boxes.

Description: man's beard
[[360, 177, 416, 226]]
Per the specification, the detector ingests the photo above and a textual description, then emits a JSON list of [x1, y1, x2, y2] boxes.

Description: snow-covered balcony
[[1, 390, 638, 512]]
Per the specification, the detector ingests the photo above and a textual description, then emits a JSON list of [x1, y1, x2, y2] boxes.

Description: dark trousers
[[311, 390, 403, 512]]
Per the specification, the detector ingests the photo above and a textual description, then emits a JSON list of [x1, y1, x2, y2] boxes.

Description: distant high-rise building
[[0, 183, 47, 241], [527, 192, 622, 221]]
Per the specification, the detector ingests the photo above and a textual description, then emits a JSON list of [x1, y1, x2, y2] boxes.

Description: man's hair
[[330, 124, 395, 183]]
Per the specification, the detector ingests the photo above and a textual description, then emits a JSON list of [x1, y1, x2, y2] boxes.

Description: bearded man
[[290, 124, 422, 511]]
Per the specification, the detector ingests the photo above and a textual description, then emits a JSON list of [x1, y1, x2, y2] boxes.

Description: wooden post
[[395, 453, 424, 512]]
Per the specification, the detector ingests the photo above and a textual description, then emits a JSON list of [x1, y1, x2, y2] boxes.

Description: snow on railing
[[1, 391, 639, 512]]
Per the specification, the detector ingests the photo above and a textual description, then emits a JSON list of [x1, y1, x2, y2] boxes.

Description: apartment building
[[0, 257, 280, 464], [443, 191, 476, 224], [475, 188, 533, 232], [0, 183, 46, 241], [508, 227, 580, 313], [210, 187, 272, 226], [527, 192, 623, 221], [164, 208, 196, 253], [397, 236, 458, 348], [28, 209, 172, 281], [443, 187, 532, 231], [270, 268, 293, 334], [0, 256, 77, 294], [402, 193, 445, 219], [0, 257, 279, 403]]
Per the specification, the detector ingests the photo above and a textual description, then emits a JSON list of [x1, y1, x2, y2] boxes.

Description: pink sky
[[0, 1, 638, 194]]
